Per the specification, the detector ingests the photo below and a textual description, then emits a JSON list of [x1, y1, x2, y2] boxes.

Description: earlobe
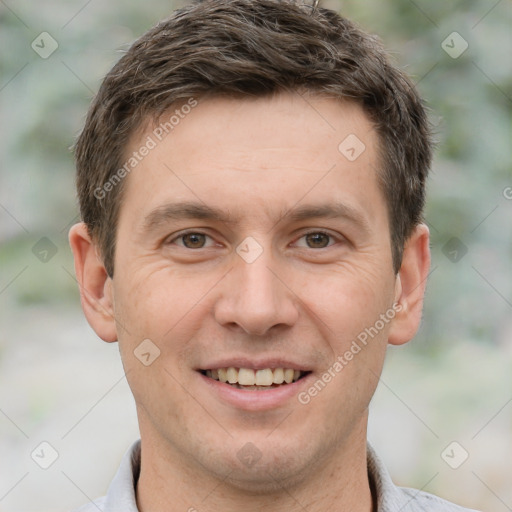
[[388, 223, 431, 346], [69, 222, 118, 343]]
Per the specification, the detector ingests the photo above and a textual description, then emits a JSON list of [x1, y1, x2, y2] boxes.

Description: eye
[[294, 231, 339, 249], [168, 231, 215, 249]]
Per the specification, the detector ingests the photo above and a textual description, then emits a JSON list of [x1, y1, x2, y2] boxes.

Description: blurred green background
[[0, 1, 511, 511]]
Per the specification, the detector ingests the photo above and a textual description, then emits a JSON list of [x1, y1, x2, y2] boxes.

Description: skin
[[69, 92, 430, 512]]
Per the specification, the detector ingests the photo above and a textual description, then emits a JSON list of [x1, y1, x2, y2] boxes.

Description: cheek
[[295, 261, 395, 415], [299, 270, 391, 426], [114, 263, 189, 330], [297, 260, 395, 337], [112, 265, 217, 368], [112, 269, 205, 418]]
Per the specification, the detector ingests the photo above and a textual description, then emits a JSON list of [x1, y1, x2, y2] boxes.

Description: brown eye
[[304, 232, 331, 248], [167, 230, 219, 250], [181, 233, 206, 248]]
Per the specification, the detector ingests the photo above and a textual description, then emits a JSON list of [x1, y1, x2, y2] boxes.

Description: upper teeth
[[205, 367, 302, 385]]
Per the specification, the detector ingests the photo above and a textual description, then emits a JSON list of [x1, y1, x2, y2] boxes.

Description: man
[[68, 0, 480, 510]]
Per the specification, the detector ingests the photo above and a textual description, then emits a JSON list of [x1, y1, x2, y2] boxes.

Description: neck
[[136, 419, 374, 512]]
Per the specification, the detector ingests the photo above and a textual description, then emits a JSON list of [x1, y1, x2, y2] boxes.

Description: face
[[80, 92, 413, 491]]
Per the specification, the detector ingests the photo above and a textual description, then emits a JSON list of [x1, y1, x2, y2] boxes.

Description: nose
[[213, 243, 299, 336]]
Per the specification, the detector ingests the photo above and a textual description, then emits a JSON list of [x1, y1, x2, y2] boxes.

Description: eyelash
[[167, 230, 341, 249]]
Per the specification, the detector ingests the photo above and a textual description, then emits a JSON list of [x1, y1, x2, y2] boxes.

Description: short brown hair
[[75, 0, 433, 277]]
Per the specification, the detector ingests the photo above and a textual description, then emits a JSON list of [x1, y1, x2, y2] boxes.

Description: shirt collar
[[366, 443, 412, 511], [103, 439, 141, 512]]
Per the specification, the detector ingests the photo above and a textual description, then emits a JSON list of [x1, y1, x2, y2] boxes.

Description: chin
[[211, 442, 316, 494], [223, 461, 306, 495]]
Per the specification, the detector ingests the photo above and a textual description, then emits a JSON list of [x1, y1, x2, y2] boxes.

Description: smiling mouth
[[199, 367, 311, 390]]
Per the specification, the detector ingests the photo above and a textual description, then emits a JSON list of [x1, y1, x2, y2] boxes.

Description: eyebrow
[[142, 200, 371, 234], [283, 203, 370, 233], [142, 202, 238, 232]]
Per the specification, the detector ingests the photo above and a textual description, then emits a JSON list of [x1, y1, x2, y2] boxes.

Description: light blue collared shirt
[[71, 440, 481, 512]]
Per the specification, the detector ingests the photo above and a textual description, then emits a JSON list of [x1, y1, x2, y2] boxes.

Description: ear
[[69, 222, 117, 343], [388, 223, 430, 346]]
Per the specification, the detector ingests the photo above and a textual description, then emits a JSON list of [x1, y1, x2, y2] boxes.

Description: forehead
[[120, 92, 385, 227], [146, 93, 376, 165]]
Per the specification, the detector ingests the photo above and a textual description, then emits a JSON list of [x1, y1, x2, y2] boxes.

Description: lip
[[197, 370, 314, 411], [196, 357, 311, 372]]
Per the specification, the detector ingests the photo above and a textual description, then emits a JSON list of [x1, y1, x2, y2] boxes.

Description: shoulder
[[396, 486, 482, 511], [367, 443, 481, 512], [69, 496, 106, 512], [67, 439, 141, 512]]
